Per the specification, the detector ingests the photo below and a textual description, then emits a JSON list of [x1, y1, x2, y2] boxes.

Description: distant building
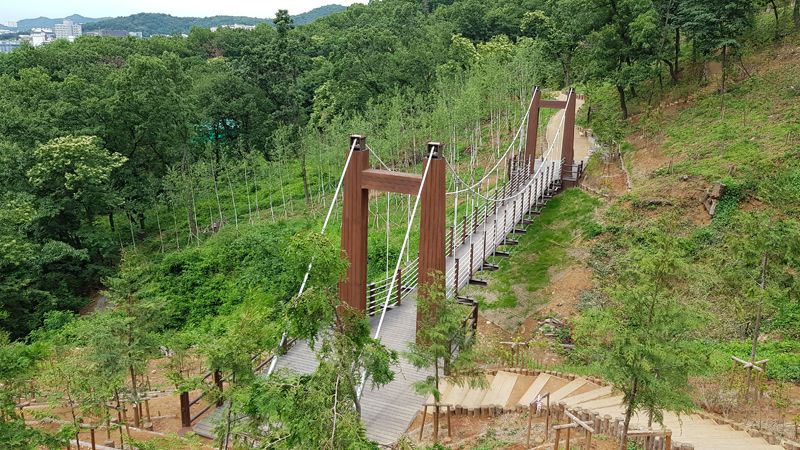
[[99, 30, 128, 37], [211, 24, 257, 32], [128, 31, 142, 38], [54, 19, 81, 40], [6, 21, 17, 28], [0, 42, 20, 53]]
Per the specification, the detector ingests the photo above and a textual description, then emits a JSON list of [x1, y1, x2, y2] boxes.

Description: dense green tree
[[679, 0, 754, 113], [574, 220, 709, 450]]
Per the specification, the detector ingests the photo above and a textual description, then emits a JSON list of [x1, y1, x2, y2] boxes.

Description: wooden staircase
[[424, 369, 785, 450]]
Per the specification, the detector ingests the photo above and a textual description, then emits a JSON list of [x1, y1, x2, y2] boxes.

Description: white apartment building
[[54, 19, 81, 40]]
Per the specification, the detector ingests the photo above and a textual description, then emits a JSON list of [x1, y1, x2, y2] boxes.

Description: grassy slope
[[471, 21, 800, 382]]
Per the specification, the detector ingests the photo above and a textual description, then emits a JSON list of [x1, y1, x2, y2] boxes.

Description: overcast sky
[[2, 1, 361, 23]]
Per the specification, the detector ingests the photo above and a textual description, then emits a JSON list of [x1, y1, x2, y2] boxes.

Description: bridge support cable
[[266, 139, 358, 376], [443, 90, 572, 296]]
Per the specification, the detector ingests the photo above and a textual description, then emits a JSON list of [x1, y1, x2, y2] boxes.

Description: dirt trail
[[543, 93, 592, 163]]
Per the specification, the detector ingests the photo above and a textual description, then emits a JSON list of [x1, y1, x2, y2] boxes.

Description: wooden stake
[[565, 425, 570, 449], [419, 406, 427, 441], [91, 427, 96, 450], [555, 428, 561, 450], [526, 403, 533, 447], [446, 406, 451, 439]]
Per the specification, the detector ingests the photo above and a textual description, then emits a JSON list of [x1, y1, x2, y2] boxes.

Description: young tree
[[203, 230, 398, 449], [574, 220, 709, 450], [0, 332, 58, 449], [403, 272, 486, 443], [724, 212, 800, 388]]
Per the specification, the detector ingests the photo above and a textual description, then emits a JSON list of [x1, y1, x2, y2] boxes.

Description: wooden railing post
[[449, 226, 454, 256], [396, 269, 402, 306], [494, 191, 498, 214], [180, 391, 190, 428], [368, 282, 376, 316], [470, 243, 474, 277], [461, 215, 468, 244], [213, 370, 223, 407], [473, 207, 478, 234], [454, 258, 460, 295]]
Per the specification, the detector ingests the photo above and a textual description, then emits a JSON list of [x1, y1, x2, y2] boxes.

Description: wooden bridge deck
[[194, 296, 434, 445]]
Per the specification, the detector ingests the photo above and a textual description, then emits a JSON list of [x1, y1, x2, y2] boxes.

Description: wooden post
[[396, 269, 402, 306], [665, 431, 672, 449], [433, 404, 439, 443], [461, 215, 468, 244], [562, 88, 577, 188], [565, 424, 571, 449], [446, 406, 452, 439], [145, 399, 151, 422], [368, 283, 376, 316], [339, 135, 369, 312], [132, 401, 140, 428], [449, 226, 454, 256], [555, 428, 561, 450], [546, 395, 551, 441], [417, 143, 446, 335], [454, 258, 460, 295], [470, 244, 474, 277], [214, 370, 223, 407], [91, 427, 96, 450], [526, 403, 533, 447], [419, 405, 427, 441], [179, 391, 190, 428]]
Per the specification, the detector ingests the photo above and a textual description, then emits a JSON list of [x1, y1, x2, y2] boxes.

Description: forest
[[2, 0, 800, 448], [80, 6, 349, 37]]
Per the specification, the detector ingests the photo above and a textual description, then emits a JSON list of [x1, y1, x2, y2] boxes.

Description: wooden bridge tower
[[525, 86, 578, 188], [339, 136, 445, 332]]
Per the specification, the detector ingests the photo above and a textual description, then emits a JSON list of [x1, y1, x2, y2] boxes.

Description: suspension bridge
[[188, 87, 587, 444]]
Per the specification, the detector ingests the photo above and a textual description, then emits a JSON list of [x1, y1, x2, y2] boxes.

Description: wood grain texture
[[525, 87, 541, 164], [339, 137, 369, 311], [361, 169, 422, 195], [540, 99, 567, 109], [561, 89, 577, 188], [417, 155, 446, 331]]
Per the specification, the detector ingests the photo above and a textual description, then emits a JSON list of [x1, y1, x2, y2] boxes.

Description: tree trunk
[[617, 85, 629, 120], [771, 0, 780, 41], [301, 153, 310, 206], [181, 144, 198, 239], [748, 249, 769, 388], [138, 213, 145, 232], [630, 85, 637, 99], [663, 59, 679, 83], [619, 377, 639, 450], [675, 28, 680, 78], [795, 0, 799, 31], [721, 45, 727, 118], [109, 212, 115, 232]]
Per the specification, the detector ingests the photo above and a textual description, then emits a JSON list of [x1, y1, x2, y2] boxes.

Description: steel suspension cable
[[267, 139, 358, 376]]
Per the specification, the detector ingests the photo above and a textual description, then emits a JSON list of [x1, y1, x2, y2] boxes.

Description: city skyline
[[2, 0, 360, 24]]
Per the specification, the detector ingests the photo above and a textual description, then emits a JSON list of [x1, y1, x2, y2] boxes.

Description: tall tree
[[680, 0, 754, 114], [574, 220, 709, 450]]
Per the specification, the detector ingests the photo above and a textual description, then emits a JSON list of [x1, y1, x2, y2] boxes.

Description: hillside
[[80, 5, 346, 36], [13, 14, 111, 30]]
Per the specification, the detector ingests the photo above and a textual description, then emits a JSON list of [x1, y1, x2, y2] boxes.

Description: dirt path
[[543, 93, 592, 162]]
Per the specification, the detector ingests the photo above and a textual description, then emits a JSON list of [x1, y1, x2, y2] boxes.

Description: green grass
[[479, 188, 600, 310]]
